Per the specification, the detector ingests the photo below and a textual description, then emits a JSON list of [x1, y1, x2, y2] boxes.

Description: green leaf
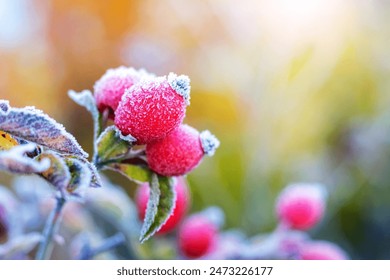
[[95, 126, 133, 166], [0, 100, 88, 157], [64, 157, 92, 199], [107, 163, 152, 184], [0, 144, 50, 174], [36, 152, 71, 191], [69, 156, 102, 188], [68, 90, 101, 140], [139, 174, 176, 243]]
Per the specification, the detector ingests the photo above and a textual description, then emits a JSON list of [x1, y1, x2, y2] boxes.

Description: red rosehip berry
[[136, 177, 190, 234], [145, 124, 220, 176], [178, 215, 218, 259], [114, 73, 191, 144], [299, 240, 348, 260], [94, 66, 152, 118], [276, 183, 326, 230]]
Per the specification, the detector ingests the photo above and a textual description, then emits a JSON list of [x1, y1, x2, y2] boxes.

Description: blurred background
[[1, 0, 390, 259]]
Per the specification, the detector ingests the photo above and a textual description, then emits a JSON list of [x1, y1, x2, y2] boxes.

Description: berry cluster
[[94, 66, 220, 176], [133, 181, 349, 260]]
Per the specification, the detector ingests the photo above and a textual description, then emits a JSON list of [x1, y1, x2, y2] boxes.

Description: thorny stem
[[35, 195, 66, 260], [79, 232, 126, 260]]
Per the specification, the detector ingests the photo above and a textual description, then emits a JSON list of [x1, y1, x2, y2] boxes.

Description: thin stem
[[35, 195, 66, 260], [79, 233, 126, 260]]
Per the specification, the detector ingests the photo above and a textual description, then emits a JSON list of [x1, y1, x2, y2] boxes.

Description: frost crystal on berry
[[200, 130, 220, 156], [168, 73, 191, 105]]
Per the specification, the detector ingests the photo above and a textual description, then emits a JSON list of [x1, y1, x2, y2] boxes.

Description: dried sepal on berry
[[115, 74, 191, 144], [167, 73, 191, 105], [200, 130, 220, 156], [146, 124, 219, 176]]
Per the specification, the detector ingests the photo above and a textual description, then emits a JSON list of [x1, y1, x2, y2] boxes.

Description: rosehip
[[145, 124, 220, 176], [276, 183, 326, 230], [178, 215, 218, 259], [115, 73, 191, 144], [299, 240, 348, 260], [136, 177, 190, 234], [94, 66, 152, 118]]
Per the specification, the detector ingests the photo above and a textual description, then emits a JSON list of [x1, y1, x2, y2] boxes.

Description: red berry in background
[[136, 177, 190, 234], [276, 183, 326, 230], [299, 240, 348, 260], [146, 124, 220, 176], [178, 215, 218, 259], [115, 73, 191, 144], [94, 66, 152, 118]]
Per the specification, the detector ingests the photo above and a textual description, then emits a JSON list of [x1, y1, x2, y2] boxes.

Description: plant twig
[[35, 195, 66, 260], [79, 232, 126, 260]]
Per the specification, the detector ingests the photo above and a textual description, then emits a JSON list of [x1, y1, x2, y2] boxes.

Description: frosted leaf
[[0, 130, 19, 151], [139, 174, 176, 243], [64, 157, 92, 200], [0, 232, 42, 259], [167, 73, 191, 105], [36, 152, 71, 191], [70, 156, 102, 188], [200, 130, 220, 156], [95, 126, 133, 165], [117, 130, 136, 143], [68, 90, 100, 140], [87, 162, 102, 188], [0, 144, 50, 174], [107, 163, 152, 184], [0, 102, 88, 157]]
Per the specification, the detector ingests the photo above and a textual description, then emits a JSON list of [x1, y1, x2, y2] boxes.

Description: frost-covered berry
[[115, 73, 191, 144], [178, 215, 218, 259], [136, 177, 190, 234], [299, 241, 348, 260], [145, 124, 220, 176], [94, 66, 152, 118], [276, 183, 326, 230]]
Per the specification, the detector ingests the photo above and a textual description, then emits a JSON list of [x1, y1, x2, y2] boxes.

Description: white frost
[[200, 130, 220, 156], [167, 72, 191, 105]]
